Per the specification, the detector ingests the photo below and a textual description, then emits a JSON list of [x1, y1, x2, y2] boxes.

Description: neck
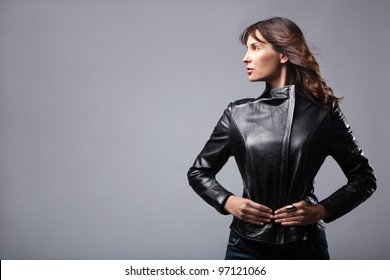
[[267, 64, 291, 89]]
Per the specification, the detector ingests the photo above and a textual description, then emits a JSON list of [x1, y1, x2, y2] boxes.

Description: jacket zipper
[[277, 85, 295, 244]]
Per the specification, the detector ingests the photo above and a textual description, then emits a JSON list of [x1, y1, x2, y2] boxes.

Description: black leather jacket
[[187, 85, 376, 244]]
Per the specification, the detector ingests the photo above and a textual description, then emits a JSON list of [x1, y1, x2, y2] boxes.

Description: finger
[[241, 211, 273, 223], [281, 215, 305, 225], [274, 206, 288, 214], [274, 203, 299, 214], [242, 219, 264, 226], [274, 210, 301, 222], [243, 215, 271, 226], [245, 200, 273, 213], [280, 220, 299, 226], [276, 213, 306, 225], [273, 212, 288, 220], [274, 216, 298, 225], [233, 206, 272, 223], [242, 207, 273, 220], [239, 200, 273, 219]]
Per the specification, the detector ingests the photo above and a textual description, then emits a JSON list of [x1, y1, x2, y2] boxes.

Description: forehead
[[246, 30, 268, 45]]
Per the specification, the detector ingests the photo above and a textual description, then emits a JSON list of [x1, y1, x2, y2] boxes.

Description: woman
[[187, 17, 376, 260]]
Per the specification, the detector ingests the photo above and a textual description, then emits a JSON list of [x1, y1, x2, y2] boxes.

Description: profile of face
[[243, 30, 288, 88]]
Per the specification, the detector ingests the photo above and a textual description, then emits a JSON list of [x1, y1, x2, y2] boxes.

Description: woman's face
[[243, 30, 287, 87]]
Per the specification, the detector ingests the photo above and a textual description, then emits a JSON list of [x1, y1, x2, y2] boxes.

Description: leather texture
[[187, 85, 376, 244]]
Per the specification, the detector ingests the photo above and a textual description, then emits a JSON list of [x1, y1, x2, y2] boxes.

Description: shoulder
[[323, 99, 343, 120], [329, 100, 341, 113], [227, 98, 256, 110]]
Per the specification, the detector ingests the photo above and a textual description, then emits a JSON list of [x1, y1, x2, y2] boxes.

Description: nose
[[242, 50, 250, 64]]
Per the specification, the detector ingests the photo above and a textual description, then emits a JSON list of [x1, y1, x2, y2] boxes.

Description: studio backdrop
[[0, 0, 389, 259]]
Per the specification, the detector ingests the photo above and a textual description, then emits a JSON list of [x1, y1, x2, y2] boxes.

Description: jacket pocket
[[227, 231, 241, 246]]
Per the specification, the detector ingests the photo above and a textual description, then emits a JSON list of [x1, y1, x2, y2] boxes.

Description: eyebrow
[[247, 41, 265, 48], [254, 37, 267, 43]]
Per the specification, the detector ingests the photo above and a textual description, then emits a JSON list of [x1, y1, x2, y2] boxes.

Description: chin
[[248, 77, 262, 82]]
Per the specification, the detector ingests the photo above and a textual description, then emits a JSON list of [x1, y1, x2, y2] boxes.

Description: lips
[[246, 67, 254, 74]]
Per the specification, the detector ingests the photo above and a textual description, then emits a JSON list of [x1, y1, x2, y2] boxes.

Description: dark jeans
[[225, 230, 330, 260]]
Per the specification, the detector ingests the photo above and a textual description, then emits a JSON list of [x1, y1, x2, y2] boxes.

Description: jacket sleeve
[[319, 102, 376, 222], [187, 106, 234, 215]]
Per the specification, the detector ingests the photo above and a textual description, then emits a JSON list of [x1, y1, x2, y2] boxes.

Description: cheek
[[263, 55, 281, 70], [255, 54, 280, 72], [254, 53, 280, 68]]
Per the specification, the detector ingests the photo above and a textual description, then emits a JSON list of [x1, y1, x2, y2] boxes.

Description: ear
[[279, 53, 289, 64]]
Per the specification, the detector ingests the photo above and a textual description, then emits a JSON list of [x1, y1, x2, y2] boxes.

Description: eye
[[251, 44, 262, 50]]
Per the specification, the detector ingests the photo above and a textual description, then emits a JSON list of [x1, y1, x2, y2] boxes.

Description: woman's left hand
[[273, 201, 329, 226]]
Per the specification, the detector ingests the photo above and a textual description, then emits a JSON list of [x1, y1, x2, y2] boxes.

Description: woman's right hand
[[224, 196, 273, 226]]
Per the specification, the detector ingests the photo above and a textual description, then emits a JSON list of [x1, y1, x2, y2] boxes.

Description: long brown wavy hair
[[240, 17, 339, 107]]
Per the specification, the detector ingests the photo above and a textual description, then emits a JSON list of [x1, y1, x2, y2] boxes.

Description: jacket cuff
[[219, 193, 234, 215], [318, 200, 334, 223]]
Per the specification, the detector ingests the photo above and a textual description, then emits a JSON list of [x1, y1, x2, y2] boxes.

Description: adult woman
[[187, 17, 376, 260]]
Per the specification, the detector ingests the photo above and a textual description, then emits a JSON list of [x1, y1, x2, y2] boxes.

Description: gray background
[[0, 0, 389, 259]]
